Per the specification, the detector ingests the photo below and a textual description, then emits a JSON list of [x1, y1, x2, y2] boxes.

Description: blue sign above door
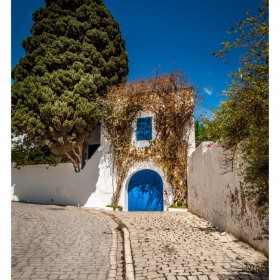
[[128, 169, 163, 211]]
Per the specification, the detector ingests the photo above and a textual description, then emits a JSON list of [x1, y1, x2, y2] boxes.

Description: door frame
[[120, 162, 173, 211]]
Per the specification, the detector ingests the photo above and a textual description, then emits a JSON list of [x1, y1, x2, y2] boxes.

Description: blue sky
[[12, 0, 262, 118]]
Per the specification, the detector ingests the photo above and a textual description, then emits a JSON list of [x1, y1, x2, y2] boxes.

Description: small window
[[87, 144, 100, 159], [136, 117, 152, 141]]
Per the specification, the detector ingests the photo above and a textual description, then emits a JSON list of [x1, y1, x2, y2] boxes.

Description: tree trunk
[[65, 140, 88, 173], [111, 171, 126, 205], [111, 184, 121, 206], [173, 187, 187, 206]]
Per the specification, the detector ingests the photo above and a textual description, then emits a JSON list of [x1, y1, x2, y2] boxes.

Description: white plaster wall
[[186, 116, 196, 157], [11, 126, 114, 208], [188, 142, 268, 257]]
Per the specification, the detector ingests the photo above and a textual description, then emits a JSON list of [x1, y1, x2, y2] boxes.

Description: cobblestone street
[[11, 202, 124, 280], [12, 202, 268, 280], [105, 211, 268, 280]]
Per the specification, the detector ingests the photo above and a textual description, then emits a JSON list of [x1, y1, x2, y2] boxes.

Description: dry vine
[[100, 70, 196, 205]]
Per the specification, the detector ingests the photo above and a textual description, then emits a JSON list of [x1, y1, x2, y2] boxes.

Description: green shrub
[[106, 205, 123, 211]]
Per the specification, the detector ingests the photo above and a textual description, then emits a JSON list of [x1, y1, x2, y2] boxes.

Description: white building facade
[[11, 111, 195, 211]]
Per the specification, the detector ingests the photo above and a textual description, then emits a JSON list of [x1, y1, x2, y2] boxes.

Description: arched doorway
[[128, 169, 163, 211]]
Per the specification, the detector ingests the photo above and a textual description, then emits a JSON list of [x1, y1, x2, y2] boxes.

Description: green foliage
[[12, 137, 60, 169], [11, 0, 129, 172], [206, 0, 268, 211], [169, 204, 187, 209], [106, 205, 123, 211], [194, 119, 212, 147], [169, 197, 187, 208]]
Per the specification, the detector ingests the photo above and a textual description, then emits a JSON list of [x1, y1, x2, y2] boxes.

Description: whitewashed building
[[11, 111, 196, 211]]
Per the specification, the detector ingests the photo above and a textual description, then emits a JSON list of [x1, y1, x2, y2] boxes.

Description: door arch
[[128, 169, 163, 211]]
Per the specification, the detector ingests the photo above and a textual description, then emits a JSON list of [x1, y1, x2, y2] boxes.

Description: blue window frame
[[136, 117, 152, 141]]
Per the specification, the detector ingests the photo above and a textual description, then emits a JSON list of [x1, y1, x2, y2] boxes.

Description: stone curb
[[100, 211, 135, 280], [122, 227, 135, 280], [167, 207, 188, 212]]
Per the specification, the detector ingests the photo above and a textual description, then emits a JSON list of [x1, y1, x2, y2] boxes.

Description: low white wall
[[188, 142, 268, 257], [11, 128, 114, 208]]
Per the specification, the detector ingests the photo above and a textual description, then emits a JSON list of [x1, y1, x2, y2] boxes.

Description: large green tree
[[205, 0, 268, 210], [12, 0, 129, 172]]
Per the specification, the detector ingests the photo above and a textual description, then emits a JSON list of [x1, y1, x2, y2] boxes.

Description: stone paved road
[[12, 202, 268, 280], [106, 211, 268, 280], [11, 202, 124, 280]]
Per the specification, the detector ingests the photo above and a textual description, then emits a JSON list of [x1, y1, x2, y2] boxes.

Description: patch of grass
[[106, 205, 123, 211], [169, 204, 187, 209]]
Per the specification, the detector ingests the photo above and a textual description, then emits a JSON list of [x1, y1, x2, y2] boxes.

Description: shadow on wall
[[11, 143, 108, 207]]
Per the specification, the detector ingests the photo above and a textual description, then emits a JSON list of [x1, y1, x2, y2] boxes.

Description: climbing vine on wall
[[100, 70, 196, 205]]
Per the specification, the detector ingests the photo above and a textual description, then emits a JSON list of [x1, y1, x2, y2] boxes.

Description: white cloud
[[203, 86, 213, 95]]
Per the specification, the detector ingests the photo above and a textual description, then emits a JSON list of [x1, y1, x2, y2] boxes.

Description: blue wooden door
[[128, 169, 163, 211]]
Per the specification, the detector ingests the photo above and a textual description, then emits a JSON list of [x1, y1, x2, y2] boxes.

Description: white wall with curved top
[[11, 126, 115, 208]]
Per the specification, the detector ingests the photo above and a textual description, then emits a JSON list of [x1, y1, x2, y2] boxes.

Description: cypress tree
[[12, 0, 129, 172]]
